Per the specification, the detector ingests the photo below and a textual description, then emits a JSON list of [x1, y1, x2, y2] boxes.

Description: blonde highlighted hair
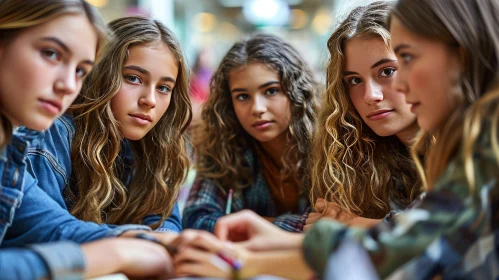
[[67, 16, 192, 229], [391, 0, 499, 192], [0, 0, 107, 149], [310, 1, 421, 219]]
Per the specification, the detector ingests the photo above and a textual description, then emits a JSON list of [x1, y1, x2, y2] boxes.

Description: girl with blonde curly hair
[[183, 33, 317, 232], [306, 1, 424, 230], [23, 16, 191, 234]]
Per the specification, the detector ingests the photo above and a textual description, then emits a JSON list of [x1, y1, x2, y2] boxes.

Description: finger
[[173, 247, 212, 265], [170, 229, 200, 247], [183, 233, 223, 253], [303, 224, 311, 231], [214, 210, 260, 240]]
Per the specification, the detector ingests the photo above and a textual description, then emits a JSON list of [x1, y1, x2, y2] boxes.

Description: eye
[[157, 85, 172, 94], [380, 67, 396, 77], [42, 49, 61, 61], [265, 87, 279, 96], [76, 67, 88, 79], [124, 75, 141, 84], [399, 53, 413, 64], [347, 77, 363, 85], [235, 94, 248, 101]]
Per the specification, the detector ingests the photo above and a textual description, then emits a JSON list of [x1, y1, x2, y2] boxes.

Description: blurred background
[[88, 0, 382, 84]]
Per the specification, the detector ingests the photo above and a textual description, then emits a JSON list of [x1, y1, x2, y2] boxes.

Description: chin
[[23, 117, 55, 131], [121, 130, 148, 141]]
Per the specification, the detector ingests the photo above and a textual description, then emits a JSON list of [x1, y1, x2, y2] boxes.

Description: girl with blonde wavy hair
[[305, 1, 423, 230], [183, 33, 317, 232], [23, 16, 192, 234], [0, 1, 174, 278]]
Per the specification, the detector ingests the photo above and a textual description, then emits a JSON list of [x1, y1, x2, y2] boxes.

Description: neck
[[396, 121, 419, 147], [258, 132, 287, 168]]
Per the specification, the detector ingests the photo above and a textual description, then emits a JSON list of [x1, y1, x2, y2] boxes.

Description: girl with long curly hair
[[305, 1, 423, 230], [183, 33, 317, 232], [22, 16, 191, 234]]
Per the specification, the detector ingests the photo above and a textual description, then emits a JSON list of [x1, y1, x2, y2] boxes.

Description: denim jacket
[[22, 114, 182, 232], [1, 241, 86, 280], [0, 129, 149, 279]]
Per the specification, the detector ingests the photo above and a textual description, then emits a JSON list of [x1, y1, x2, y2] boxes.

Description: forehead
[[125, 43, 179, 79], [344, 37, 394, 70], [14, 13, 98, 62], [229, 62, 279, 87], [389, 17, 420, 48]]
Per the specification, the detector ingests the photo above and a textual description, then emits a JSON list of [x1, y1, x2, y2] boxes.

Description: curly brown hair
[[194, 33, 317, 193], [67, 16, 192, 229]]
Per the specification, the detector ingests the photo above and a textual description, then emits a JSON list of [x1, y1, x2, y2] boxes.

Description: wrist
[[239, 251, 259, 278]]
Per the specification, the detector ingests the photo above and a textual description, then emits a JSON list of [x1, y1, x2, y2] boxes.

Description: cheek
[[110, 89, 128, 117], [159, 95, 173, 115]]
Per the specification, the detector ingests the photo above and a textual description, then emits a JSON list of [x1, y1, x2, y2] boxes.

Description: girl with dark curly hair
[[183, 33, 317, 232]]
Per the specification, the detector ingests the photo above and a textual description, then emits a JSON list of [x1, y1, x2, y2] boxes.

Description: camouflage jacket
[[304, 96, 499, 279]]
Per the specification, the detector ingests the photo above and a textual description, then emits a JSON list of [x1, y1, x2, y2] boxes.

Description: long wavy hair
[[194, 33, 317, 193], [310, 1, 422, 219], [0, 0, 106, 149], [391, 0, 499, 192], [67, 16, 192, 228]]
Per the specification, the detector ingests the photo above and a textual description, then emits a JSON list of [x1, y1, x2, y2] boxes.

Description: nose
[[252, 94, 267, 116], [364, 80, 384, 104], [393, 67, 409, 94], [54, 67, 77, 95], [139, 86, 157, 109]]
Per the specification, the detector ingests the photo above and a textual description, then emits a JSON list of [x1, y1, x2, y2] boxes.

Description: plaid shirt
[[183, 150, 309, 233], [304, 114, 499, 279]]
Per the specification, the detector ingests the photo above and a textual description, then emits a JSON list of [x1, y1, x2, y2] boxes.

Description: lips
[[367, 109, 393, 118], [39, 98, 62, 114], [252, 120, 272, 127], [129, 113, 152, 123], [409, 102, 421, 113]]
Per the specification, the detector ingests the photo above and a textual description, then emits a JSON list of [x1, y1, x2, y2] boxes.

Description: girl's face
[[344, 37, 418, 140], [111, 43, 178, 141], [0, 14, 98, 130], [391, 17, 462, 132], [229, 62, 291, 144]]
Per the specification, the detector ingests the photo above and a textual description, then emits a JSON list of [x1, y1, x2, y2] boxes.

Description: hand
[[214, 210, 303, 251], [304, 199, 354, 231], [173, 230, 254, 278], [304, 212, 322, 231], [82, 238, 174, 278], [149, 231, 178, 244]]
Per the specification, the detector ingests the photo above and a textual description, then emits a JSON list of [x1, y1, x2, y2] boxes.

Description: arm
[[142, 203, 182, 233], [2, 172, 150, 247], [182, 178, 233, 232], [303, 145, 495, 278]]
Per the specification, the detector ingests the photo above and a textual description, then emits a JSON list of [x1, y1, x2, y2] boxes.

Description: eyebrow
[[40, 37, 94, 66], [343, 58, 397, 76], [231, 81, 280, 94], [123, 65, 176, 83], [393, 44, 410, 54]]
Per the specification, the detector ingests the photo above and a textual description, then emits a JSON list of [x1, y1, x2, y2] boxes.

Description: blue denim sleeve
[[144, 203, 182, 233], [0, 249, 50, 279], [2, 172, 150, 247]]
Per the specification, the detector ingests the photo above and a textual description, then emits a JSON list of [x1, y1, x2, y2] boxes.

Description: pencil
[[225, 188, 233, 215]]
